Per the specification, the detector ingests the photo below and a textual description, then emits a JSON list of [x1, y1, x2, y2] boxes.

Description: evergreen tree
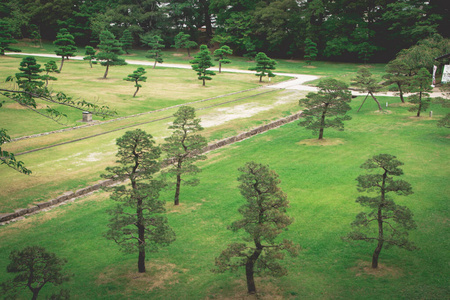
[[53, 28, 77, 72], [102, 129, 175, 273], [345, 154, 417, 269], [120, 29, 133, 54], [123, 67, 147, 97], [299, 78, 352, 140], [213, 45, 233, 73], [15, 56, 44, 88], [352, 67, 383, 112], [249, 52, 276, 83], [142, 34, 164, 69], [83, 46, 97, 68], [161, 106, 207, 206], [213, 162, 299, 294], [190, 45, 216, 86], [304, 38, 318, 65], [408, 68, 432, 117], [96, 30, 127, 79], [172, 32, 198, 57], [41, 60, 60, 87], [1, 246, 71, 300], [0, 20, 21, 55], [383, 59, 411, 103]]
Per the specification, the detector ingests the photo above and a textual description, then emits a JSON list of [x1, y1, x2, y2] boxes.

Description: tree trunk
[[187, 48, 191, 57], [137, 196, 146, 273], [203, 78, 206, 86], [32, 290, 39, 300], [259, 75, 262, 82], [417, 91, 422, 117], [103, 63, 109, 79], [398, 84, 405, 103], [174, 173, 181, 205], [133, 86, 139, 97], [89, 60, 93, 68], [369, 92, 382, 111], [246, 244, 263, 294], [318, 104, 328, 140], [59, 56, 65, 72], [153, 59, 157, 69], [219, 62, 222, 73], [373, 171, 386, 268]]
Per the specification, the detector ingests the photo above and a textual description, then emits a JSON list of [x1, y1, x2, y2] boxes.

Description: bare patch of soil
[[206, 279, 285, 300], [172, 53, 183, 57], [297, 138, 344, 146], [352, 260, 403, 278], [303, 65, 317, 68], [166, 199, 206, 214]]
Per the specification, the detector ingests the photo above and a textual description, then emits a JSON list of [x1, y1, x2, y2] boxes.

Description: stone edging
[[0, 111, 303, 224]]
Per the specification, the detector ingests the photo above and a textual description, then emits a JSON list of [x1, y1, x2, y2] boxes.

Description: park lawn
[[0, 96, 448, 299]]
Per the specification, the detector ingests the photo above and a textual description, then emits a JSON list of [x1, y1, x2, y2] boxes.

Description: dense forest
[[1, 0, 449, 62]]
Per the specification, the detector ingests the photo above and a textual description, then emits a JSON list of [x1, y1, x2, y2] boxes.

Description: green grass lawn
[[0, 97, 448, 299]]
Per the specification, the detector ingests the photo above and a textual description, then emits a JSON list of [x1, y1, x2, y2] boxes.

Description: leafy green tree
[[382, 59, 411, 103], [408, 67, 432, 117], [299, 78, 352, 140], [345, 154, 417, 269], [123, 67, 147, 97], [0, 19, 21, 55], [96, 30, 127, 79], [304, 38, 318, 65], [213, 45, 233, 73], [162, 106, 207, 206], [172, 32, 198, 57], [41, 60, 60, 87], [352, 67, 383, 112], [120, 29, 133, 54], [53, 28, 77, 72], [213, 161, 299, 294], [190, 45, 216, 86], [1, 246, 71, 300], [83, 46, 97, 68], [14, 56, 44, 89], [142, 33, 164, 69], [249, 52, 276, 83], [102, 129, 176, 273]]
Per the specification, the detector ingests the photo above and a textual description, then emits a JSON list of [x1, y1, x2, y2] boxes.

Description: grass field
[[1, 42, 449, 299]]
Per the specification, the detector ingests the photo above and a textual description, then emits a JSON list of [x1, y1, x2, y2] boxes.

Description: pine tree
[[172, 32, 198, 57], [304, 38, 318, 65], [352, 67, 383, 112], [249, 52, 276, 82], [96, 30, 127, 79], [408, 68, 432, 117], [53, 28, 77, 72], [142, 34, 164, 69], [213, 45, 233, 73], [0, 20, 21, 55], [123, 67, 147, 97], [15, 56, 44, 89], [120, 29, 133, 54], [41, 60, 60, 87], [190, 45, 216, 86], [383, 59, 411, 103], [83, 46, 97, 68]]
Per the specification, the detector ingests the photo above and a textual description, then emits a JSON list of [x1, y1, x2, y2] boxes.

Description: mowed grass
[[0, 97, 448, 299]]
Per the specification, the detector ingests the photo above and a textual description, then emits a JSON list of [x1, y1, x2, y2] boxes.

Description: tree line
[[1, 0, 449, 62]]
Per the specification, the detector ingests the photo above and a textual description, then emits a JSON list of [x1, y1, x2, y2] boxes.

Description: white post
[[429, 111, 433, 118]]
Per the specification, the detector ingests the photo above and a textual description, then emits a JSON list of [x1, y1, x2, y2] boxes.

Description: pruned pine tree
[[142, 34, 164, 69], [14, 56, 44, 88], [382, 59, 411, 103], [42, 60, 60, 87], [123, 67, 147, 97], [353, 67, 383, 112], [120, 29, 133, 54], [162, 106, 207, 206], [97, 30, 127, 79], [102, 129, 175, 273], [213, 162, 299, 294], [213, 45, 233, 73], [83, 46, 97, 68], [172, 32, 198, 57], [408, 67, 432, 117], [299, 78, 352, 140], [345, 154, 417, 269], [248, 52, 276, 82], [53, 28, 77, 72], [0, 20, 21, 55], [304, 38, 318, 65], [190, 45, 215, 86], [1, 246, 71, 300]]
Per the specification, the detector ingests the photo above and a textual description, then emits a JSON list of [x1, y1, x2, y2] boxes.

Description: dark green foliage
[[352, 67, 383, 112], [408, 68, 432, 117], [53, 28, 77, 72], [142, 33, 164, 69], [41, 60, 59, 87], [83, 46, 97, 68], [120, 29, 133, 54], [304, 38, 317, 65], [248, 52, 276, 83], [345, 154, 417, 269], [102, 129, 175, 273], [161, 106, 207, 206], [299, 78, 352, 140], [383, 59, 411, 103], [96, 30, 127, 79], [0, 20, 21, 55], [213, 162, 299, 294], [123, 67, 147, 97], [1, 246, 71, 300], [213, 45, 233, 73], [190, 45, 216, 86], [14, 56, 44, 88], [172, 32, 198, 57]]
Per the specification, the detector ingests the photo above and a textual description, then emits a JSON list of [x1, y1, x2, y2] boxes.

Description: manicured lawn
[[0, 97, 448, 299]]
